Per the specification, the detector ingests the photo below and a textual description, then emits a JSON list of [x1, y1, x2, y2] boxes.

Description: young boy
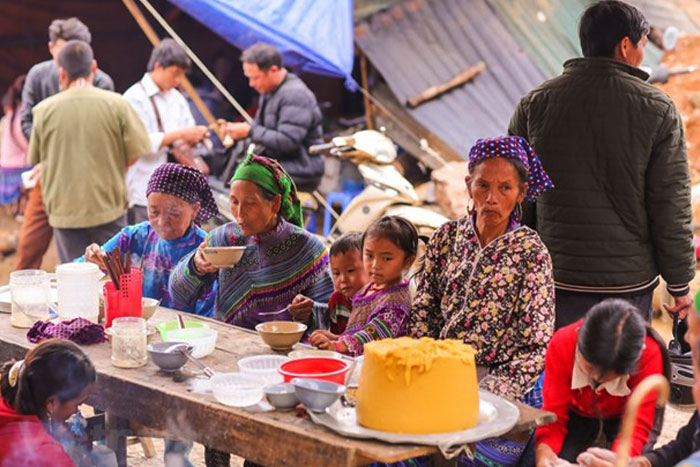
[[317, 232, 369, 337]]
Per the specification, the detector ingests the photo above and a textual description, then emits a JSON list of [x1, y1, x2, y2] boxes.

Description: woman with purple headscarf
[[408, 136, 556, 466], [79, 163, 219, 316]]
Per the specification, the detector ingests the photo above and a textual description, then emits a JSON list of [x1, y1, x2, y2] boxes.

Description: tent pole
[[136, 0, 254, 125], [120, 0, 221, 131]]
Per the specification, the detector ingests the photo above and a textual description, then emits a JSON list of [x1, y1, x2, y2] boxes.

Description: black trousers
[[53, 215, 126, 264], [554, 289, 653, 330], [558, 409, 663, 462]]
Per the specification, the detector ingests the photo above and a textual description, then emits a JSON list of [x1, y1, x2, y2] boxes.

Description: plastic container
[[156, 321, 208, 341], [238, 355, 290, 384], [160, 325, 217, 359], [111, 317, 148, 368], [10, 269, 50, 328], [278, 357, 352, 385], [104, 267, 142, 328], [56, 263, 100, 322], [211, 372, 266, 407]]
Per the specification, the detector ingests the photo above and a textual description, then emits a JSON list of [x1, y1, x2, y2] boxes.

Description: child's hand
[[289, 294, 313, 322], [312, 330, 339, 340], [309, 331, 333, 349]]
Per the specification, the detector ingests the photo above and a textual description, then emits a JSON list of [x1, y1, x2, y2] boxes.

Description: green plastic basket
[[156, 321, 209, 341]]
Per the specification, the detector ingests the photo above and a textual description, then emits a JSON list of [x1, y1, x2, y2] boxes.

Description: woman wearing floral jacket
[[409, 136, 555, 467]]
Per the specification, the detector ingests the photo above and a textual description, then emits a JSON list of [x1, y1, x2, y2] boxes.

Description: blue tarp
[[166, 0, 355, 83]]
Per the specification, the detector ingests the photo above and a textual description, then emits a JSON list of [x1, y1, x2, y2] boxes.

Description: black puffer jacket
[[250, 72, 324, 192], [508, 58, 694, 295]]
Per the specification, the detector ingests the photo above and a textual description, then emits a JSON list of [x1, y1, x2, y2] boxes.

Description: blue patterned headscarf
[[468, 136, 554, 202]]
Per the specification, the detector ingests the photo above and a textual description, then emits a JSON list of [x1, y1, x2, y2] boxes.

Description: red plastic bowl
[[278, 357, 351, 385]]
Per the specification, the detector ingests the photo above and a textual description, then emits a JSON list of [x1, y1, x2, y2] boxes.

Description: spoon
[[259, 306, 290, 316], [179, 348, 215, 378]]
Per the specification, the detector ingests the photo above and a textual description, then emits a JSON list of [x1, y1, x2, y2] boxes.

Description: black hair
[[579, 0, 649, 58], [330, 232, 363, 257], [48, 17, 91, 44], [1, 339, 96, 417], [147, 38, 191, 72], [362, 216, 419, 259], [578, 299, 671, 380], [240, 42, 283, 71], [57, 40, 94, 82], [2, 75, 26, 147], [471, 157, 529, 185]]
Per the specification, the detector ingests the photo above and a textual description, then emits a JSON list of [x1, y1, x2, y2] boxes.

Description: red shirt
[[328, 290, 353, 335], [535, 321, 663, 457], [0, 398, 75, 466]]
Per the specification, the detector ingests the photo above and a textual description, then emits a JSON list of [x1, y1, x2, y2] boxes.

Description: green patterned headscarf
[[231, 154, 304, 227]]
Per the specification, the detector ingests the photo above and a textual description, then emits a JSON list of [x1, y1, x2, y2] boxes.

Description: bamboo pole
[[359, 51, 375, 130], [615, 374, 670, 467], [120, 0, 219, 128]]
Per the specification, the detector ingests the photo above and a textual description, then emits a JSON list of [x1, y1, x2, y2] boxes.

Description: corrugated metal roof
[[487, 0, 697, 77], [355, 0, 548, 156]]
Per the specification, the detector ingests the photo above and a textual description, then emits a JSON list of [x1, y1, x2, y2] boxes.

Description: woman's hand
[[309, 331, 333, 349], [289, 294, 313, 322], [193, 241, 218, 275], [84, 243, 107, 270], [576, 448, 650, 467], [536, 444, 574, 467]]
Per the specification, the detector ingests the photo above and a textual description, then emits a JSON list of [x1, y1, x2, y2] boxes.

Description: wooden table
[[0, 308, 555, 466]]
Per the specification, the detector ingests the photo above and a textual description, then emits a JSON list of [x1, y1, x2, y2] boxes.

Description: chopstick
[[104, 247, 130, 290]]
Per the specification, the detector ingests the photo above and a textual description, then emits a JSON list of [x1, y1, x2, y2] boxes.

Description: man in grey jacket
[[508, 0, 694, 329], [224, 43, 324, 192], [15, 17, 114, 271]]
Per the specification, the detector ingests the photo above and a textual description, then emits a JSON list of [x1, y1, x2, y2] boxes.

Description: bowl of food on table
[[255, 321, 307, 351]]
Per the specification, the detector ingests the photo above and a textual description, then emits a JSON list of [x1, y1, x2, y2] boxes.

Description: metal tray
[[308, 390, 519, 457]]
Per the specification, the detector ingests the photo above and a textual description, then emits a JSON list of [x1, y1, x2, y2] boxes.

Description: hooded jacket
[[0, 398, 74, 467]]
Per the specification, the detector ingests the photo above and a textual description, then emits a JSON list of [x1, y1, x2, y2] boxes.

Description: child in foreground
[[309, 216, 417, 356]]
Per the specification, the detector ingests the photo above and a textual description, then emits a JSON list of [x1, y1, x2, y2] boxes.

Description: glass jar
[[10, 269, 49, 328], [110, 317, 147, 368]]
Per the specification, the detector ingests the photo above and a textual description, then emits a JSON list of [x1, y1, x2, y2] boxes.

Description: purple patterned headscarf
[[146, 163, 220, 224], [467, 136, 554, 202]]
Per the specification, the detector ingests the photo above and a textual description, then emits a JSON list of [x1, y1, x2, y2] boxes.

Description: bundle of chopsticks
[[103, 246, 131, 290]]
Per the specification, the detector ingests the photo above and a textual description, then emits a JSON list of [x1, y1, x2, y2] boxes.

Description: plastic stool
[[323, 192, 353, 237]]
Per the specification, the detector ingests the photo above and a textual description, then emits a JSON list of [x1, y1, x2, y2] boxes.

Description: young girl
[[310, 216, 417, 356], [536, 299, 669, 466], [0, 339, 96, 466]]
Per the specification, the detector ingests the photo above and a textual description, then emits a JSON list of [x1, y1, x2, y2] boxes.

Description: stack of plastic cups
[[56, 263, 101, 323]]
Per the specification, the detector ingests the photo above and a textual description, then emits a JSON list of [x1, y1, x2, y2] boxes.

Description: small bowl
[[288, 349, 344, 360], [202, 246, 246, 268], [147, 342, 192, 372], [238, 355, 290, 384], [278, 357, 351, 385], [211, 372, 266, 407], [264, 383, 299, 410], [291, 378, 345, 413], [161, 326, 218, 359], [141, 297, 159, 321], [255, 321, 307, 351]]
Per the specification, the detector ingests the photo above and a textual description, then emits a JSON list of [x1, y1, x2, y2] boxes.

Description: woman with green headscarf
[[169, 154, 334, 329]]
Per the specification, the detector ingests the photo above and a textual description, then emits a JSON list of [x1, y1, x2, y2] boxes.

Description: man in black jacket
[[223, 42, 325, 192], [508, 0, 694, 328]]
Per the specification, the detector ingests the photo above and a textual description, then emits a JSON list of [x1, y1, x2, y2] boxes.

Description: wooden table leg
[[106, 413, 131, 467]]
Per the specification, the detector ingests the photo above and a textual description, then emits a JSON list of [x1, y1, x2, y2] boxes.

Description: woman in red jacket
[[0, 339, 96, 466], [535, 299, 670, 466]]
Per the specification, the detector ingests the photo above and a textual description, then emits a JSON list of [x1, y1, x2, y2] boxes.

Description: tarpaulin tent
[[166, 0, 355, 83]]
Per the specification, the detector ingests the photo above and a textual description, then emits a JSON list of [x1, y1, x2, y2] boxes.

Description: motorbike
[[308, 129, 449, 242]]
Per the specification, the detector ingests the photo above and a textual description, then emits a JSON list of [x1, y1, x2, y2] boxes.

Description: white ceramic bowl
[[211, 372, 266, 407], [202, 246, 246, 268], [141, 297, 160, 321], [288, 349, 344, 360], [237, 355, 290, 384]]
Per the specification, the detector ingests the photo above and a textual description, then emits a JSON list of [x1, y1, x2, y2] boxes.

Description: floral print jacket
[[409, 216, 555, 400]]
